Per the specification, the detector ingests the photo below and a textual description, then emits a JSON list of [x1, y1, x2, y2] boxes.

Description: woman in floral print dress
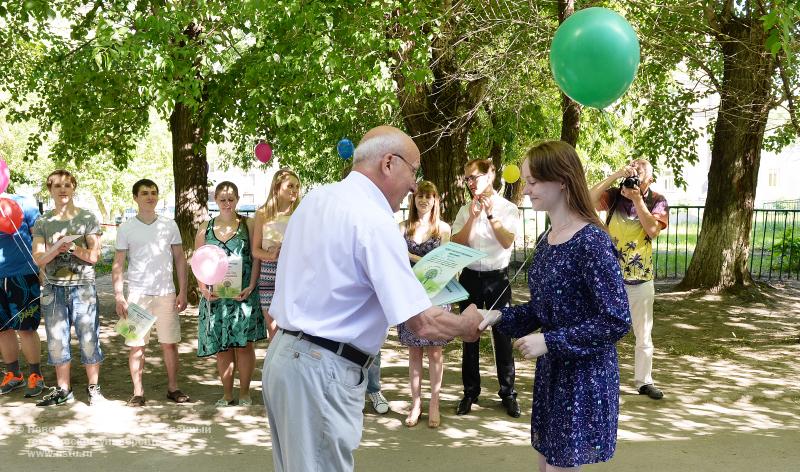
[[481, 141, 631, 471]]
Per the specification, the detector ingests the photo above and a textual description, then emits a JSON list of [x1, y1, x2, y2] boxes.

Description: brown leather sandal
[[166, 389, 191, 403], [127, 395, 146, 407]]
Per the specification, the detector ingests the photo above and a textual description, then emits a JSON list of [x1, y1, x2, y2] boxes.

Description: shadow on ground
[[0, 277, 798, 471]]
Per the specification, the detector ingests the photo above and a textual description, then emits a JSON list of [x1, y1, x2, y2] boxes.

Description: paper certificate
[[413, 242, 486, 299], [429, 278, 470, 305], [42, 234, 82, 261], [213, 255, 243, 298], [115, 302, 157, 342]]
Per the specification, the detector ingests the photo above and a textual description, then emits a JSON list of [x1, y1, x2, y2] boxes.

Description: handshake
[[477, 308, 501, 330], [461, 305, 548, 359]]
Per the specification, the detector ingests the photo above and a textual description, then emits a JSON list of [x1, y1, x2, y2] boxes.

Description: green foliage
[[0, 109, 173, 219], [0, 1, 413, 189], [762, 1, 800, 62], [771, 229, 800, 273], [4, 0, 793, 210]]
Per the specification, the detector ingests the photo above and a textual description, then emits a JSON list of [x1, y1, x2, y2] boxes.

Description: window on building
[[662, 170, 675, 191], [768, 169, 779, 187]]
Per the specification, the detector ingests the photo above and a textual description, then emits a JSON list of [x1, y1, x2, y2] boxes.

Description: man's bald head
[[351, 125, 422, 212], [353, 126, 419, 166]]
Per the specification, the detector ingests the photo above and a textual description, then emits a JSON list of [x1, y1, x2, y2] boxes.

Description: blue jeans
[[41, 284, 104, 365], [366, 351, 382, 394]]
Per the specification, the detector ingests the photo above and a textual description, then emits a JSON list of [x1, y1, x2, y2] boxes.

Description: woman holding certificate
[[479, 141, 631, 471], [397, 181, 452, 428], [251, 169, 301, 340], [195, 181, 266, 406]]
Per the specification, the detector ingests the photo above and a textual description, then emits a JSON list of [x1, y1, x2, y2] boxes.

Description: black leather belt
[[462, 267, 508, 278], [281, 329, 374, 369]]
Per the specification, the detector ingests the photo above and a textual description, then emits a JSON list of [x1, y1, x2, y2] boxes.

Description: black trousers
[[458, 267, 516, 400]]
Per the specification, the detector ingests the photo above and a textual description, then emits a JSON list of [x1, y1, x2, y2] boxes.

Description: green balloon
[[550, 7, 640, 109]]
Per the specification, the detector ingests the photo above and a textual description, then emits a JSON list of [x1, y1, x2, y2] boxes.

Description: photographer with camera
[[590, 159, 669, 400]]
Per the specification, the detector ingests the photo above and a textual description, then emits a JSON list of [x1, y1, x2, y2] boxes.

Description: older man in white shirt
[[262, 125, 483, 472]]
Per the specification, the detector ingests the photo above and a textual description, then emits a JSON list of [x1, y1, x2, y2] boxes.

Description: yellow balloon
[[502, 164, 521, 183]]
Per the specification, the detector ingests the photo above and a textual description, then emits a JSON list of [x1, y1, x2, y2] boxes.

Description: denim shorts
[[0, 273, 41, 332], [41, 284, 104, 365]]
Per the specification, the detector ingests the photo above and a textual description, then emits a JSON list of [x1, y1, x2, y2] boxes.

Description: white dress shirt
[[452, 193, 519, 271], [270, 172, 432, 354]]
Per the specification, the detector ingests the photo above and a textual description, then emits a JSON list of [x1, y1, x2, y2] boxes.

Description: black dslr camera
[[622, 176, 640, 189]]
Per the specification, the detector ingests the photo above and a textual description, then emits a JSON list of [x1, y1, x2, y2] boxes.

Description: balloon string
[[486, 228, 551, 312], [0, 203, 44, 278], [0, 200, 55, 330], [601, 109, 613, 129]]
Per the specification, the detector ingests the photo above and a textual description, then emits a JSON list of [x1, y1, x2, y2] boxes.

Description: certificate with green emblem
[[413, 242, 486, 303], [213, 255, 243, 298], [115, 302, 157, 342]]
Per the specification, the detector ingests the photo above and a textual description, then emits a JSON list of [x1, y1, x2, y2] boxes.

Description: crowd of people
[[0, 125, 669, 471]]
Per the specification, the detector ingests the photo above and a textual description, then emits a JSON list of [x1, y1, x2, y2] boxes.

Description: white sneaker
[[368, 391, 389, 414]]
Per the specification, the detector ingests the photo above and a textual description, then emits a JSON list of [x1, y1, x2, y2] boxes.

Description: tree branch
[[776, 50, 800, 133]]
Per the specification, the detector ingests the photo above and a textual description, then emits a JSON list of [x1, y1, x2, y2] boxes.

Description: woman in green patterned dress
[[195, 181, 266, 406]]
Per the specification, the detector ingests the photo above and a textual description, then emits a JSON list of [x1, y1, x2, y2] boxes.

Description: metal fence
[[212, 203, 798, 282], [396, 205, 800, 281], [633, 206, 799, 280], [761, 199, 800, 210]]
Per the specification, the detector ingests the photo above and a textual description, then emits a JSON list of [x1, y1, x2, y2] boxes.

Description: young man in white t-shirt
[[112, 179, 190, 407]]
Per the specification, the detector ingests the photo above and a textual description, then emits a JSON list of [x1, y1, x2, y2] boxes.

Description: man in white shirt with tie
[[262, 125, 483, 472], [451, 158, 521, 418]]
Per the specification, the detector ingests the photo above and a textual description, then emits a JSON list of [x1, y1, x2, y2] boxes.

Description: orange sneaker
[[24, 373, 46, 397], [0, 371, 24, 394]]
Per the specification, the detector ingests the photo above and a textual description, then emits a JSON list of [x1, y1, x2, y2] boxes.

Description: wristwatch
[[487, 214, 494, 220]]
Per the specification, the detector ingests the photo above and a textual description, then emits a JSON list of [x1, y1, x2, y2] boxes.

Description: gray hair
[[353, 134, 406, 165], [630, 159, 654, 179]]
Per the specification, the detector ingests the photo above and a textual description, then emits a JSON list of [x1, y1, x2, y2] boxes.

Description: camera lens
[[622, 176, 640, 188]]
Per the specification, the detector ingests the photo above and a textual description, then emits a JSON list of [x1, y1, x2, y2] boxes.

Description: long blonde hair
[[259, 169, 301, 221], [404, 180, 442, 239], [524, 141, 606, 231]]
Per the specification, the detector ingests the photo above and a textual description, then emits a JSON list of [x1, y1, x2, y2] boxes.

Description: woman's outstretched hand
[[477, 309, 502, 330], [513, 333, 548, 359]]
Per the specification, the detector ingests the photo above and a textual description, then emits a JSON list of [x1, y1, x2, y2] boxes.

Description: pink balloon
[[190, 244, 229, 285], [254, 142, 273, 163], [0, 159, 9, 194]]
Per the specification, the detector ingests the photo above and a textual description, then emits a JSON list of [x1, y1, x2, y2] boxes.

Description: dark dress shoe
[[502, 396, 521, 418], [638, 384, 664, 400], [456, 396, 478, 415]]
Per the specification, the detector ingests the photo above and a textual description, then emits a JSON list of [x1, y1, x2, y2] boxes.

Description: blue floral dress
[[496, 224, 630, 468], [396, 235, 453, 347]]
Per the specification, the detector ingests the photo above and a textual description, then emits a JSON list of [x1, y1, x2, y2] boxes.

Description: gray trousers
[[262, 330, 368, 472]]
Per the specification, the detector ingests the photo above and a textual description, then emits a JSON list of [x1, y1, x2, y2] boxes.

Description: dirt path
[[1, 277, 798, 471]]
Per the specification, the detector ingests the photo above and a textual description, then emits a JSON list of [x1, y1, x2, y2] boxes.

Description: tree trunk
[[407, 131, 472, 221], [560, 93, 581, 147], [93, 194, 109, 225], [558, 0, 581, 147], [678, 15, 776, 292], [167, 22, 208, 303], [170, 102, 208, 250], [394, 27, 487, 221], [170, 101, 208, 303]]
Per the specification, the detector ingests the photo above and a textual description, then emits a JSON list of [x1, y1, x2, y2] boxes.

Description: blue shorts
[[41, 284, 104, 365], [0, 273, 41, 332]]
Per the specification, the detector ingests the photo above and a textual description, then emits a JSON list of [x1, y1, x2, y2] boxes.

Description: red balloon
[[254, 142, 273, 163], [0, 198, 23, 234]]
